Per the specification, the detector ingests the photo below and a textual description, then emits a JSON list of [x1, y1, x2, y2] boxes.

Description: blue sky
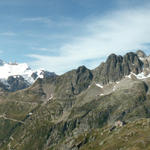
[[1, 0, 150, 74]]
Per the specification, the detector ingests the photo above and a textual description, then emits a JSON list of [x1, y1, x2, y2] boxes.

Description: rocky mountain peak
[[76, 65, 87, 74], [106, 53, 117, 60], [93, 52, 144, 84], [7, 75, 30, 92], [106, 53, 123, 66], [106, 53, 122, 62], [1, 50, 150, 150], [136, 50, 147, 58], [0, 51, 147, 93], [123, 52, 143, 74]]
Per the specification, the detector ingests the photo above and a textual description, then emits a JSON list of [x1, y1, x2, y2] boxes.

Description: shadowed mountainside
[[1, 50, 150, 150]]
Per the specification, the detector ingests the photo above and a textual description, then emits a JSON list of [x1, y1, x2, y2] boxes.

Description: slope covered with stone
[[0, 51, 150, 150]]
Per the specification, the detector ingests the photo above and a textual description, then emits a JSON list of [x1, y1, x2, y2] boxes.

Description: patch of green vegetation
[[56, 119, 150, 150], [0, 101, 37, 120], [78, 119, 150, 150], [0, 119, 17, 141]]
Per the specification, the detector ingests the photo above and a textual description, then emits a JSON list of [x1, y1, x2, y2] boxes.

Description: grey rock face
[[31, 72, 38, 80], [31, 71, 56, 80], [93, 52, 143, 84], [73, 66, 93, 94], [0, 59, 4, 66], [136, 50, 150, 69], [40, 51, 145, 100], [0, 81, 8, 92], [46, 65, 93, 98], [7, 76, 30, 92], [122, 52, 143, 74], [0, 50, 150, 150], [42, 71, 56, 78], [0, 51, 145, 93], [136, 50, 146, 58]]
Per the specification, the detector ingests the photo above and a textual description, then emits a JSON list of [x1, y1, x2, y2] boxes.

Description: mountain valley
[[0, 50, 150, 150]]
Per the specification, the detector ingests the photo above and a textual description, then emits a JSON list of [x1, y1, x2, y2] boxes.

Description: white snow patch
[[48, 94, 53, 100], [113, 86, 116, 91], [127, 72, 150, 80], [127, 74, 132, 79], [139, 57, 145, 61], [116, 81, 120, 84], [136, 72, 150, 79], [29, 112, 33, 116], [95, 83, 103, 88], [100, 94, 104, 96], [36, 70, 44, 79]]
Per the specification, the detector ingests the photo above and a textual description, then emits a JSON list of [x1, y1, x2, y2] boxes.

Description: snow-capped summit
[[0, 61, 56, 92], [0, 62, 43, 83], [0, 63, 32, 82]]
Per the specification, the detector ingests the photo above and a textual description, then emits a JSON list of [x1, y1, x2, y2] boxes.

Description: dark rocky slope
[[93, 52, 143, 84], [0, 50, 150, 150]]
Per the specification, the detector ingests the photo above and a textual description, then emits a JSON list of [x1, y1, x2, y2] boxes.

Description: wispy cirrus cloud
[[28, 4, 150, 74], [31, 47, 49, 51], [22, 17, 53, 24], [21, 16, 81, 28], [0, 32, 16, 36]]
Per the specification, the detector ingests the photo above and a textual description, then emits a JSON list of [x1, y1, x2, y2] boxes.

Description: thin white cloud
[[0, 32, 16, 36], [22, 17, 53, 24], [22, 16, 80, 28], [31, 47, 49, 51], [28, 5, 150, 74]]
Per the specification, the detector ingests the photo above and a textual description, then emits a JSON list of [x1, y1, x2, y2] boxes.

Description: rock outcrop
[[136, 50, 146, 58], [7, 76, 30, 92], [93, 52, 143, 84], [0, 50, 150, 150]]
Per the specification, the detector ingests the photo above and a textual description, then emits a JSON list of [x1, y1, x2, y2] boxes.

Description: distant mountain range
[[0, 61, 55, 92], [1, 50, 150, 150]]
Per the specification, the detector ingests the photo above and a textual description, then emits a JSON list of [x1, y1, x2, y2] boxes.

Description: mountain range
[[0, 61, 55, 92], [0, 50, 150, 150]]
